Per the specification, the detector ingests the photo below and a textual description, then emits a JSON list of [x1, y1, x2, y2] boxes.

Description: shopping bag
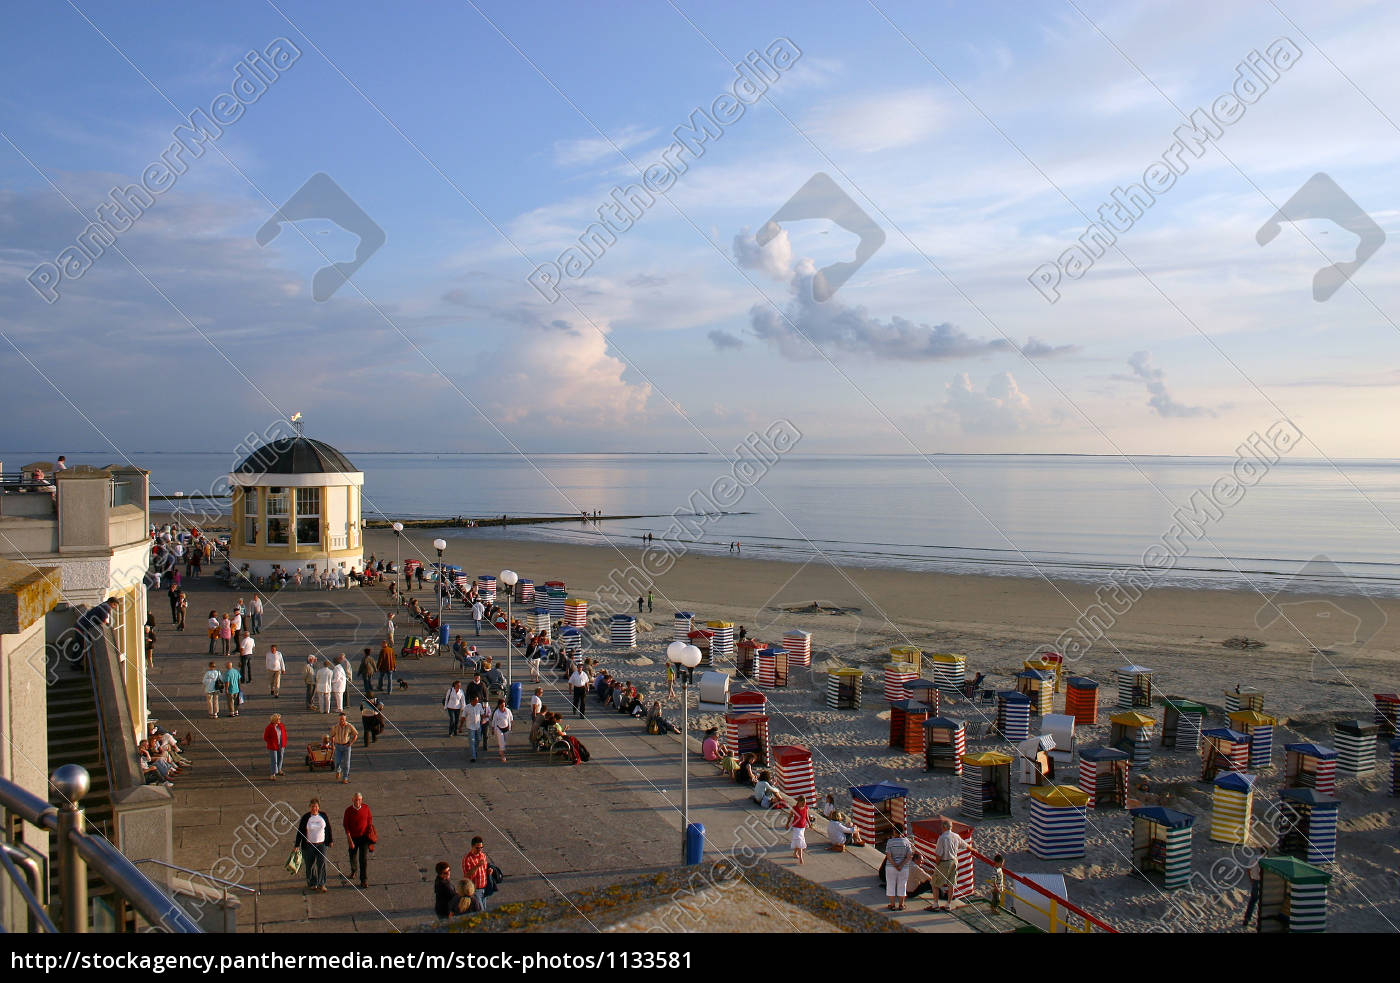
[[285, 846, 303, 876]]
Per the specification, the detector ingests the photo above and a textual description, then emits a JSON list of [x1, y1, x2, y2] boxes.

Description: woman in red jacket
[[263, 713, 287, 780], [343, 792, 374, 890]]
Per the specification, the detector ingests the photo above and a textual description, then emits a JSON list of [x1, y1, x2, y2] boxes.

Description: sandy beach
[[339, 526, 1400, 933]]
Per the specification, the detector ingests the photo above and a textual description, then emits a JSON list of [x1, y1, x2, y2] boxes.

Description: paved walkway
[[146, 578, 968, 933]]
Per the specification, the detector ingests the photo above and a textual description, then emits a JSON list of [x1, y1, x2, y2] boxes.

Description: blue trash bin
[[685, 822, 704, 865], [508, 681, 523, 712], [439, 624, 450, 648]]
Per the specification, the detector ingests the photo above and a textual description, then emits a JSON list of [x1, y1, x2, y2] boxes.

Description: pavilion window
[[267, 487, 289, 546], [295, 488, 321, 546], [242, 487, 259, 546]]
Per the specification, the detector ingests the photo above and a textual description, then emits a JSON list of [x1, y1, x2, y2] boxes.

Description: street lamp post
[[392, 522, 403, 573], [499, 569, 518, 686], [667, 641, 703, 864], [433, 538, 447, 638]]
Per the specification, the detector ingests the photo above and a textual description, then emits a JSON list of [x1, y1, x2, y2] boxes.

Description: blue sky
[[2, 0, 1398, 459]]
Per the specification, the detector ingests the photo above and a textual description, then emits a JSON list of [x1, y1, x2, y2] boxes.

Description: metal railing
[[132, 858, 260, 932], [0, 767, 201, 933], [967, 845, 1117, 933]]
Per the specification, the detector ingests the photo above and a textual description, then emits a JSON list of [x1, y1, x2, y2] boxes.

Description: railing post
[[51, 764, 90, 933]]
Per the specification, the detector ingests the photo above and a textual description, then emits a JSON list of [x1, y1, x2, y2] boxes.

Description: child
[[530, 687, 543, 720], [988, 853, 1006, 909]]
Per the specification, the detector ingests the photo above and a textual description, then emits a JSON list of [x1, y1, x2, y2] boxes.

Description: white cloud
[[945, 372, 1034, 433], [552, 125, 659, 168], [805, 88, 945, 153]]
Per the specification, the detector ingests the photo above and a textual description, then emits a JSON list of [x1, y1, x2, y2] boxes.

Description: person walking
[[357, 647, 376, 696], [463, 695, 486, 763], [174, 590, 187, 631], [303, 655, 318, 710], [444, 681, 466, 737], [385, 612, 396, 647], [266, 643, 286, 698], [295, 798, 333, 894], [884, 828, 914, 911], [250, 594, 263, 635], [315, 660, 334, 714], [238, 630, 256, 686], [377, 641, 396, 693], [568, 663, 590, 719], [207, 610, 219, 655], [472, 599, 485, 637], [263, 713, 287, 780], [647, 590, 653, 613], [221, 661, 242, 717], [330, 655, 348, 713], [168, 583, 181, 626], [219, 614, 233, 659], [787, 795, 810, 865], [202, 661, 222, 718], [489, 699, 513, 763], [461, 836, 490, 910], [144, 618, 156, 670], [637, 596, 643, 613], [331, 713, 358, 783], [665, 661, 675, 697], [434, 861, 456, 918], [343, 792, 374, 890]]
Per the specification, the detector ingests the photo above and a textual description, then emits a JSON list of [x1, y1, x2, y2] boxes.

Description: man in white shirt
[[463, 695, 487, 763], [568, 663, 590, 719], [929, 820, 968, 912], [238, 631, 256, 685], [444, 681, 466, 737], [315, 660, 334, 714], [472, 599, 485, 637], [330, 655, 348, 713], [266, 643, 286, 697], [250, 594, 263, 635]]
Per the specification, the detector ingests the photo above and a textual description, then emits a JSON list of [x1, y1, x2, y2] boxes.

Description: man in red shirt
[[343, 792, 374, 890], [461, 836, 489, 910]]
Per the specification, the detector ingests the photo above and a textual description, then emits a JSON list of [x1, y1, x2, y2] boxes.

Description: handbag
[[366, 822, 378, 845], [285, 846, 303, 875]]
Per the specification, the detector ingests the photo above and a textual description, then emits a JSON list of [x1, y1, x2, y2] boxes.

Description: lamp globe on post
[[391, 522, 404, 572], [432, 539, 447, 635], [499, 569, 518, 684], [671, 643, 703, 864]]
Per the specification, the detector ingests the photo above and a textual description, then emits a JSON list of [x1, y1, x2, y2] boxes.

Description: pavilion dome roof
[[233, 437, 357, 476]]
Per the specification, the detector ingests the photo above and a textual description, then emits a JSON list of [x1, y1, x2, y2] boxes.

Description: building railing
[[0, 767, 200, 933], [132, 858, 260, 932]]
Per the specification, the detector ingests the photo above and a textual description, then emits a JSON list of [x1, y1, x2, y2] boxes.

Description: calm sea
[[14, 450, 1400, 596]]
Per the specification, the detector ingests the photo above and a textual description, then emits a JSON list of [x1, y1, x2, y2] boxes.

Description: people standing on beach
[[295, 798, 332, 893], [1242, 849, 1263, 927], [377, 641, 396, 692], [343, 792, 373, 890], [331, 655, 348, 713], [463, 694, 486, 763], [266, 643, 285, 698], [315, 660, 333, 714], [647, 590, 653, 613], [462, 837, 490, 910], [238, 630, 255, 686], [637, 596, 643, 613], [263, 713, 287, 780], [883, 830, 913, 911], [927, 819, 967, 912], [357, 648, 376, 695], [489, 699, 513, 763], [444, 681, 465, 737], [202, 661, 222, 718], [331, 713, 358, 783], [665, 662, 675, 697], [222, 661, 242, 717], [568, 663, 590, 719], [786, 796, 810, 865]]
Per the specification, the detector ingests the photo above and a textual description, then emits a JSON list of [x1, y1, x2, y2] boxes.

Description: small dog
[[397, 679, 409, 691]]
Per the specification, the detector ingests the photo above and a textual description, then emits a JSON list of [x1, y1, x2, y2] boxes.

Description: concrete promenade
[[146, 576, 969, 933]]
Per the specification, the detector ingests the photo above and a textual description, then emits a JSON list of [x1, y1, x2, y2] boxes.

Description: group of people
[[433, 836, 498, 917], [139, 724, 193, 788]]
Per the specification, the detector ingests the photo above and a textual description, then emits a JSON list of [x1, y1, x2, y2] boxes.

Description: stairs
[[46, 665, 116, 905]]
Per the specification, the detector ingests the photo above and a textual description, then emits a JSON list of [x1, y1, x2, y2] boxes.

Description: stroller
[[305, 742, 335, 771]]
